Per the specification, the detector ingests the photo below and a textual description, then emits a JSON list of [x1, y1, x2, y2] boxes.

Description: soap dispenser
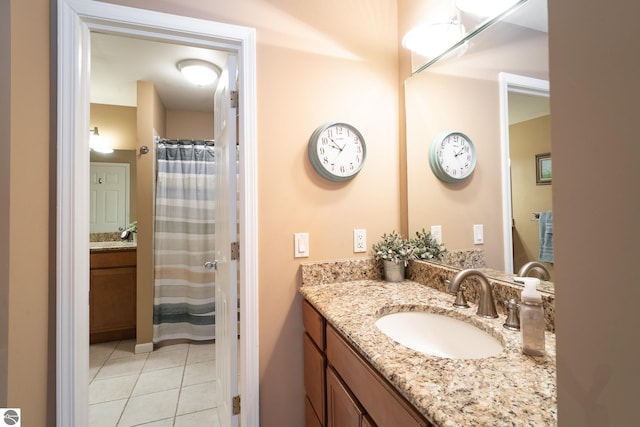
[[518, 277, 546, 357]]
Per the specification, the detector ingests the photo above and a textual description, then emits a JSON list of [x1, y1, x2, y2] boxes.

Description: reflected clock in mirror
[[429, 131, 477, 183]]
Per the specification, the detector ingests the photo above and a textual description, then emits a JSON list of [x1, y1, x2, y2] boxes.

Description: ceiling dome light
[[402, 21, 466, 59], [455, 0, 521, 17], [176, 59, 221, 87]]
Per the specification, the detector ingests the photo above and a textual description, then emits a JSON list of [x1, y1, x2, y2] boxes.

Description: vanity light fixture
[[89, 126, 113, 154], [402, 20, 466, 59], [176, 59, 221, 87], [455, 0, 521, 17]]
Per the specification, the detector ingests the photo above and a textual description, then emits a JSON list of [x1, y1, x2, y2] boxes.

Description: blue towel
[[539, 210, 554, 263]]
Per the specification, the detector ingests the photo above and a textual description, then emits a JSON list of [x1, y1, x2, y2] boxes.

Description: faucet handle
[[452, 285, 470, 308], [503, 298, 520, 331]]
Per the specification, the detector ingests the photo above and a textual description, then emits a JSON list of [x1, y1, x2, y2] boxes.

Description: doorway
[[499, 73, 550, 275], [56, 1, 258, 426]]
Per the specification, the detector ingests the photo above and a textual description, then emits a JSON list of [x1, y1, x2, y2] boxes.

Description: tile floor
[[89, 340, 222, 426]]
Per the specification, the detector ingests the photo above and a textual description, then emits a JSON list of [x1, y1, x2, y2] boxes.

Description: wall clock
[[308, 122, 367, 182], [429, 131, 477, 183]]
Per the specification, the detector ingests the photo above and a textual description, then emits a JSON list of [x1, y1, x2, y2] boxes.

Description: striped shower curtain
[[153, 140, 216, 344]]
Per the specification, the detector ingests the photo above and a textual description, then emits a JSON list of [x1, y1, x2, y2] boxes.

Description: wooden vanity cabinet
[[90, 249, 137, 344], [303, 300, 326, 427], [303, 299, 432, 427]]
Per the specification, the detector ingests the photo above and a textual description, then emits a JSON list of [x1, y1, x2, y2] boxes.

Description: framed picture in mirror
[[536, 152, 552, 185]]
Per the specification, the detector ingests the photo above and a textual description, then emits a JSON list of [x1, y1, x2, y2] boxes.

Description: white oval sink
[[375, 311, 503, 359]]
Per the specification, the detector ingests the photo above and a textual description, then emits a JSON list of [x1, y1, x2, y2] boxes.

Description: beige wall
[[136, 81, 166, 346], [4, 0, 51, 424], [166, 110, 214, 140], [509, 115, 553, 278], [550, 1, 639, 425], [0, 0, 10, 408], [4, 0, 638, 425], [90, 103, 137, 150], [405, 73, 504, 269]]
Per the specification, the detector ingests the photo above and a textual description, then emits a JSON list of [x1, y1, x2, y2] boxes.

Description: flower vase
[[383, 260, 405, 282]]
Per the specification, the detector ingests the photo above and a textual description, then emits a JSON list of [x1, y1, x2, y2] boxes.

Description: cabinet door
[[326, 324, 430, 427], [304, 332, 326, 426], [90, 266, 136, 342], [306, 397, 323, 427], [362, 415, 375, 427], [326, 366, 364, 427]]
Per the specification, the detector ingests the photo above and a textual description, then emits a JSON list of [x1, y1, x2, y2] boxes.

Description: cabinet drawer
[[304, 332, 326, 426], [90, 249, 137, 269], [326, 324, 431, 427], [303, 300, 325, 349]]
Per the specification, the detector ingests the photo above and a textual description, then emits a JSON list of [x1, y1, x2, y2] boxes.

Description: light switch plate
[[294, 232, 309, 258], [430, 225, 442, 244], [473, 224, 484, 245]]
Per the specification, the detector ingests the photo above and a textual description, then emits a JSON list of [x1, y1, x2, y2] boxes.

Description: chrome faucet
[[448, 269, 498, 318], [517, 261, 551, 281]]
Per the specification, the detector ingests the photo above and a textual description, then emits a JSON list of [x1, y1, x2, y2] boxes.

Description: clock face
[[308, 122, 366, 182], [429, 131, 477, 183]]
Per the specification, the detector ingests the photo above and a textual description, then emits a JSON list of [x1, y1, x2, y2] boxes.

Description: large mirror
[[405, 0, 553, 290]]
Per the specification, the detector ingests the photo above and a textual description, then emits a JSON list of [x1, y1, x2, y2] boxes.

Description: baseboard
[[135, 342, 154, 354]]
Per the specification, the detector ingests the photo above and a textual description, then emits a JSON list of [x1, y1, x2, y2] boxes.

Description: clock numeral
[[319, 147, 325, 155], [322, 156, 329, 164]]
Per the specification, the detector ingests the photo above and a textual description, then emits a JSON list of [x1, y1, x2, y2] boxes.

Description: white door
[[214, 54, 239, 427], [89, 162, 130, 232]]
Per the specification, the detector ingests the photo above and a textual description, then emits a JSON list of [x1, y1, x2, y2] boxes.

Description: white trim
[[499, 72, 550, 274], [134, 342, 154, 354], [56, 1, 259, 426]]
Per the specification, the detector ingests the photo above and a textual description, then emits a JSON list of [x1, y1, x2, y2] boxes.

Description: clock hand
[[329, 137, 344, 151]]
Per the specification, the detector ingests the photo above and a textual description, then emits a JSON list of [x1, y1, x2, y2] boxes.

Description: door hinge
[[232, 395, 241, 415], [231, 242, 240, 260], [230, 90, 239, 109]]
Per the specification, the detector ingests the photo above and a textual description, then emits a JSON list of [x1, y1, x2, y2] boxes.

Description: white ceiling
[[90, 32, 228, 112]]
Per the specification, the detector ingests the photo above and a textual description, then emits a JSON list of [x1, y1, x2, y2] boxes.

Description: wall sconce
[[402, 20, 467, 59], [176, 59, 221, 87], [89, 126, 113, 154]]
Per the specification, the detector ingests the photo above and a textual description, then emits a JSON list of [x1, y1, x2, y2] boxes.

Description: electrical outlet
[[294, 232, 309, 257], [354, 229, 367, 253], [473, 224, 484, 245], [430, 225, 442, 244]]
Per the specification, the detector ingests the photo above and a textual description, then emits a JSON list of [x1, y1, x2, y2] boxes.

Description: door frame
[[55, 1, 259, 426], [499, 72, 550, 273]]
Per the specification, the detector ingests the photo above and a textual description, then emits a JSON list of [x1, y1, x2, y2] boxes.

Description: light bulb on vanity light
[[402, 20, 466, 59], [455, 0, 521, 17], [89, 126, 113, 154]]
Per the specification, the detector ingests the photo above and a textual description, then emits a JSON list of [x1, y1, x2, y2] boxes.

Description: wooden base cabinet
[[303, 300, 326, 426], [303, 300, 432, 427], [90, 249, 137, 344]]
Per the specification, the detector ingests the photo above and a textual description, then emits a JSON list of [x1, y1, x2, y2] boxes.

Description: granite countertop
[[90, 241, 137, 252], [300, 280, 557, 427]]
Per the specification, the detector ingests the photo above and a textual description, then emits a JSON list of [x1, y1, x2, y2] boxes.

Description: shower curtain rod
[[155, 137, 215, 146]]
